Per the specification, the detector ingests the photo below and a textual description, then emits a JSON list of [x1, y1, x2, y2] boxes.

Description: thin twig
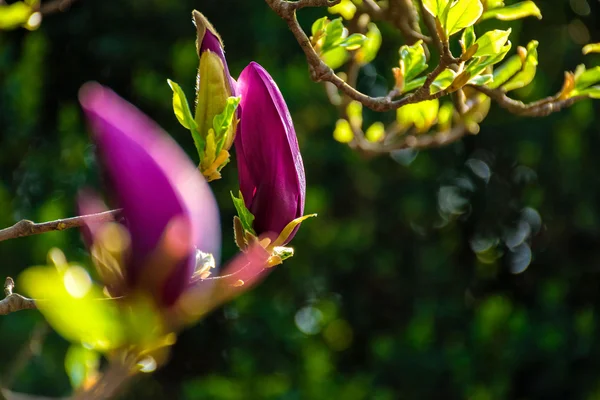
[[0, 210, 121, 243], [470, 85, 587, 117], [39, 0, 79, 15]]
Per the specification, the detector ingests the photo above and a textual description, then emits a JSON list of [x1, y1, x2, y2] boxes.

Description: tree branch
[[0, 278, 36, 315], [39, 0, 79, 15], [0, 210, 121, 243], [470, 85, 588, 117]]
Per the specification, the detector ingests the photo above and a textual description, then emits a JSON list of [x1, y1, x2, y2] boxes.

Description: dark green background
[[1, 0, 600, 398]]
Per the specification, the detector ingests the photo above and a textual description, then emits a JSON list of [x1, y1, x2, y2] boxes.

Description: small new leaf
[[168, 79, 198, 131], [583, 43, 600, 55], [473, 29, 511, 57], [399, 40, 428, 82], [355, 22, 382, 64], [502, 40, 538, 92], [212, 96, 240, 154], [481, 1, 542, 21], [231, 191, 256, 235]]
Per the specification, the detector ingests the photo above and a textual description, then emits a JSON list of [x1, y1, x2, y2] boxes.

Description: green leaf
[[574, 66, 600, 91], [270, 214, 318, 248], [168, 79, 204, 158], [403, 76, 427, 94], [322, 46, 349, 69], [473, 29, 511, 57], [462, 26, 476, 50], [231, 191, 256, 235], [167, 79, 197, 130], [65, 345, 100, 390], [431, 69, 458, 93], [465, 40, 512, 78], [400, 40, 428, 82], [489, 54, 522, 88], [485, 0, 505, 9], [397, 99, 440, 133], [322, 18, 345, 52], [445, 0, 484, 36], [355, 22, 382, 64], [340, 33, 367, 50], [20, 265, 126, 351], [333, 119, 354, 143], [481, 1, 542, 21], [469, 74, 493, 85], [212, 96, 240, 154], [503, 40, 538, 92], [311, 16, 329, 36], [328, 0, 357, 20], [583, 43, 600, 55], [0, 2, 34, 30], [422, 0, 450, 17], [577, 86, 600, 99]]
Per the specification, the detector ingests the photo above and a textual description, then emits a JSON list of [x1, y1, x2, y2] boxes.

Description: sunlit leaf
[[231, 191, 256, 235], [469, 74, 493, 85], [365, 122, 385, 142], [445, 0, 484, 36], [485, 0, 505, 9], [481, 1, 542, 21], [328, 0, 357, 20], [466, 40, 512, 78], [462, 26, 476, 50], [340, 33, 367, 50], [20, 266, 125, 351], [403, 76, 427, 93], [473, 29, 511, 57], [0, 1, 34, 30], [422, 0, 450, 17], [322, 18, 345, 52], [399, 40, 428, 82], [489, 54, 522, 88], [322, 46, 349, 69], [311, 16, 329, 36], [355, 22, 382, 64], [397, 99, 440, 133], [168, 79, 197, 130], [65, 345, 100, 390], [503, 40, 538, 92], [574, 66, 600, 90], [577, 87, 600, 99], [431, 69, 458, 93], [583, 43, 600, 55], [333, 119, 354, 143], [212, 96, 240, 154]]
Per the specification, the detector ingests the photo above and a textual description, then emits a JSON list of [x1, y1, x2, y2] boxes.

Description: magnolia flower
[[79, 83, 221, 307], [235, 62, 307, 244]]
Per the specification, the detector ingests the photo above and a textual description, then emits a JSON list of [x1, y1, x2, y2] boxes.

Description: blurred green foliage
[[1, 0, 600, 399]]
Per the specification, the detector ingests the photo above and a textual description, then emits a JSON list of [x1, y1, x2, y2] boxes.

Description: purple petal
[[79, 83, 221, 306], [235, 62, 306, 241]]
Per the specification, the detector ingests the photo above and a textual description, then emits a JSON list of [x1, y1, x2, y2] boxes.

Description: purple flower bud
[[79, 83, 220, 307], [235, 62, 306, 243]]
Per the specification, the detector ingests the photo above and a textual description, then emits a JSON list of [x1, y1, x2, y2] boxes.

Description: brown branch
[[470, 85, 588, 117], [266, 0, 458, 111], [0, 278, 36, 315], [0, 210, 121, 243], [39, 0, 79, 15]]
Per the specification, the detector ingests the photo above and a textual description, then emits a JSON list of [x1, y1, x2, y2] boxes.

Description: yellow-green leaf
[[574, 66, 600, 91], [333, 119, 354, 143], [583, 43, 600, 55], [422, 0, 450, 17], [399, 40, 428, 82], [502, 40, 538, 92], [231, 191, 256, 235], [270, 214, 317, 249], [0, 2, 34, 30], [65, 345, 100, 390], [473, 29, 511, 57], [328, 0, 357, 20], [365, 122, 385, 142], [20, 266, 125, 351], [490, 54, 522, 88], [397, 99, 440, 133], [355, 22, 382, 64], [431, 69, 458, 93], [445, 0, 484, 36], [462, 26, 476, 50], [481, 1, 542, 21], [167, 79, 197, 130], [322, 46, 349, 69]]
